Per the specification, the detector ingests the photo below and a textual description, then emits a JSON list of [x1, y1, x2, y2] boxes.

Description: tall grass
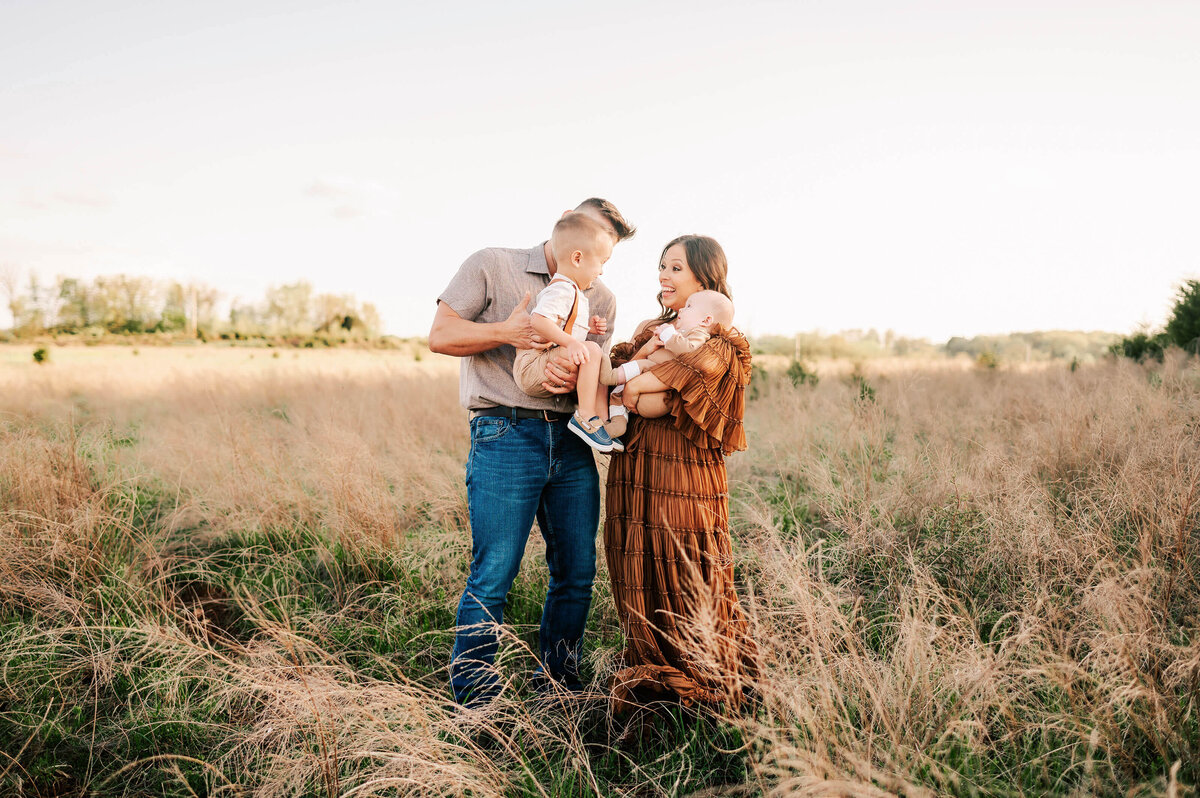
[[1, 347, 1196, 795]]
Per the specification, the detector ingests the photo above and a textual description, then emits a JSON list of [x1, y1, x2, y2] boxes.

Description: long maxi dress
[[604, 324, 758, 711]]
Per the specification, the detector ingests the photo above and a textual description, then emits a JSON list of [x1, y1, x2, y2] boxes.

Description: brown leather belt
[[470, 406, 572, 422]]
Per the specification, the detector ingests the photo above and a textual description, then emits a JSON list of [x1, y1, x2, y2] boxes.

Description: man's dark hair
[[575, 197, 636, 241]]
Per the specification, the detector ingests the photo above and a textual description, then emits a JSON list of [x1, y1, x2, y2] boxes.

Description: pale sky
[[2, 1, 1198, 342]]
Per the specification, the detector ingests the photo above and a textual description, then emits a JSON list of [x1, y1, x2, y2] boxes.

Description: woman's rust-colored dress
[[604, 324, 758, 711]]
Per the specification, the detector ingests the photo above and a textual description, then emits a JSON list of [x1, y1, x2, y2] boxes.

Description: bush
[[1165, 279, 1200, 354], [1110, 331, 1169, 363], [32, 347, 48, 364], [786, 359, 818, 387], [748, 362, 769, 400], [976, 350, 999, 370], [853, 373, 875, 402]]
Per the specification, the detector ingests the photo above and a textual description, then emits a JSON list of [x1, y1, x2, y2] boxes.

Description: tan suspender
[[562, 288, 579, 340]]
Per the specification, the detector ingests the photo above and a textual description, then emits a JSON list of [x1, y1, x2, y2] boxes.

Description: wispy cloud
[[331, 205, 365, 219], [302, 178, 396, 221], [302, 180, 351, 200], [18, 189, 114, 211]]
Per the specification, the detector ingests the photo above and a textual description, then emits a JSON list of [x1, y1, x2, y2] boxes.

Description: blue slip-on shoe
[[569, 413, 614, 452]]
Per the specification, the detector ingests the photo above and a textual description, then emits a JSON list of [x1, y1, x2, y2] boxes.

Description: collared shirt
[[438, 243, 616, 411], [532, 274, 590, 341]]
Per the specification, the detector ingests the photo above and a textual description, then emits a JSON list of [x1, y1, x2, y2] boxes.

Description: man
[[429, 198, 636, 705]]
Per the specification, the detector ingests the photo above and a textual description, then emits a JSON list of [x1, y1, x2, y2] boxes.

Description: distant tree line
[[750, 328, 1119, 363], [944, 330, 1119, 364], [0, 267, 382, 343], [751, 329, 941, 360]]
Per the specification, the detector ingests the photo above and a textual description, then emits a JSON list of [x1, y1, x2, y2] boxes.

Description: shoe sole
[[568, 421, 614, 452]]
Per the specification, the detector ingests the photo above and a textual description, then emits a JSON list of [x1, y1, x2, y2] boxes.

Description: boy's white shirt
[[531, 273, 590, 341]]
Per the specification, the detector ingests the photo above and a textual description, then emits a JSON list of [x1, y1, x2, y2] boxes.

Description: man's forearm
[[429, 303, 519, 356]]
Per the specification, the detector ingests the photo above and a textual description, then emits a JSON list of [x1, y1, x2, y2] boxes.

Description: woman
[[604, 234, 757, 713]]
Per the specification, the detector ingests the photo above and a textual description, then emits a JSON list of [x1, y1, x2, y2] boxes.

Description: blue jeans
[[450, 414, 599, 705]]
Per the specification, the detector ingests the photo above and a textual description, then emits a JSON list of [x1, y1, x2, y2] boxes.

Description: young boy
[[512, 212, 620, 451], [610, 289, 735, 423]]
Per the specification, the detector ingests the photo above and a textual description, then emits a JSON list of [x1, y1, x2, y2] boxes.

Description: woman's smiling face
[[658, 243, 703, 311]]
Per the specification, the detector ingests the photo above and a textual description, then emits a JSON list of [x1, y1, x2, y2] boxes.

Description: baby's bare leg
[[634, 391, 671, 418]]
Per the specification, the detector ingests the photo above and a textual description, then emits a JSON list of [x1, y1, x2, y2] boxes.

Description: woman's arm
[[621, 371, 670, 411]]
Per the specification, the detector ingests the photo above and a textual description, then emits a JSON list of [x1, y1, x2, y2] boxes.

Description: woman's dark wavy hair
[[656, 235, 732, 322]]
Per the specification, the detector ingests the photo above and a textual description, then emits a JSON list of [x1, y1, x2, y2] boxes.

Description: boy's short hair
[[551, 212, 611, 263], [695, 290, 735, 328], [575, 197, 636, 241]]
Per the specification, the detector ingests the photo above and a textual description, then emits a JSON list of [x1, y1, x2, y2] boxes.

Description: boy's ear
[[571, 249, 584, 265]]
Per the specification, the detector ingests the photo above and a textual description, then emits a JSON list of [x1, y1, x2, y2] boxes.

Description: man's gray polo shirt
[[438, 243, 616, 411]]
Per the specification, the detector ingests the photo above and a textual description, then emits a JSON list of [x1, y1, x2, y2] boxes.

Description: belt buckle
[[540, 409, 555, 422]]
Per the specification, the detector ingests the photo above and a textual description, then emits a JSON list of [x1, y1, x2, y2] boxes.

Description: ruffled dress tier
[[604, 324, 758, 711]]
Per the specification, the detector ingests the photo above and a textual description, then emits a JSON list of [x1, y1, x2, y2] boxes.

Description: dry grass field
[[1, 344, 1198, 796]]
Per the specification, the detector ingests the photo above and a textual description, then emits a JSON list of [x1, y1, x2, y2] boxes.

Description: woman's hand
[[633, 334, 662, 360], [621, 384, 640, 412]]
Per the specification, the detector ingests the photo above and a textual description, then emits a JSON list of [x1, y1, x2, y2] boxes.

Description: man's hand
[[506, 292, 552, 350], [542, 348, 580, 395], [589, 315, 608, 336]]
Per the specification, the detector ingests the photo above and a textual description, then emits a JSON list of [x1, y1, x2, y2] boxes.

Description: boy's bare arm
[[530, 313, 588, 365], [529, 313, 577, 349]]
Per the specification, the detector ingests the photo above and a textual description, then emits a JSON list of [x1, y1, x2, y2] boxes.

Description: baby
[[610, 289, 735, 422], [512, 212, 621, 450]]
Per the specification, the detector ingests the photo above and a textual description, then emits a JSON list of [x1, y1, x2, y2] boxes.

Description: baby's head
[[551, 212, 615, 290], [675, 290, 734, 332]]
